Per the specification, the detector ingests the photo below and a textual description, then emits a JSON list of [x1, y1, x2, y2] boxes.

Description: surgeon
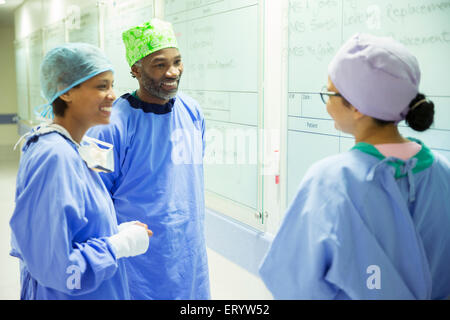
[[87, 19, 210, 299], [10, 43, 152, 300], [259, 33, 450, 299]]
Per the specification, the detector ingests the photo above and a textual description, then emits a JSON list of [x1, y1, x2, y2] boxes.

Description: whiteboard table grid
[[286, 0, 450, 208]]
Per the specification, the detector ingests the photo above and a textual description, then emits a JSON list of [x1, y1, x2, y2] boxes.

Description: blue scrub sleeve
[[10, 153, 119, 296], [259, 194, 340, 299]]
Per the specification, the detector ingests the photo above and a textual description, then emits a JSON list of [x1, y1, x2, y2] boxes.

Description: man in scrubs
[[88, 19, 210, 300], [259, 33, 450, 299]]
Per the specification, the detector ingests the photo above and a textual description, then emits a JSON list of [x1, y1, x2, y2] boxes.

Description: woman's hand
[[133, 221, 153, 237]]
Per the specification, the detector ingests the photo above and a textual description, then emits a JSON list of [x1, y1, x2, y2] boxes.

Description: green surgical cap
[[122, 18, 178, 67]]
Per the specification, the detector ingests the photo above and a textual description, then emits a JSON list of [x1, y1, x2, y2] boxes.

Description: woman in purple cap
[[259, 33, 450, 300]]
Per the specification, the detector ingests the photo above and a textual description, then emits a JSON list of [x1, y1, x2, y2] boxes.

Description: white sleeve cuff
[[108, 224, 149, 259], [117, 221, 139, 232]]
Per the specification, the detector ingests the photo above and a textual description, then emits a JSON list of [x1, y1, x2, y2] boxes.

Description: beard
[[140, 70, 180, 101]]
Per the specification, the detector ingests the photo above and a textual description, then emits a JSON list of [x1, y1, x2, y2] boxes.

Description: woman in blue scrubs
[[259, 33, 450, 299], [9, 43, 152, 300]]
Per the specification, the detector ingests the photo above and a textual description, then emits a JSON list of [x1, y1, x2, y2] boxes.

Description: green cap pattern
[[122, 18, 178, 67]]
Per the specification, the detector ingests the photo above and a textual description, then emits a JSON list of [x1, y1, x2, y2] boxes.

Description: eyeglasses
[[319, 86, 343, 104]]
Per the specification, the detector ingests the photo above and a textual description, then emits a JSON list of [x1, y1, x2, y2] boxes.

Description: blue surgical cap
[[37, 42, 114, 119]]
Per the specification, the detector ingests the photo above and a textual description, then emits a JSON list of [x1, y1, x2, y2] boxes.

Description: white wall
[[0, 26, 19, 148], [0, 160, 20, 299]]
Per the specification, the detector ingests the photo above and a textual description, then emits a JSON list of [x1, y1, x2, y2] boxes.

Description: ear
[[131, 64, 141, 79], [59, 91, 72, 104]]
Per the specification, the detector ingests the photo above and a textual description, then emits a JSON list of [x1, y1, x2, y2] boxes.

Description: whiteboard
[[102, 0, 154, 97], [67, 4, 100, 46], [43, 20, 66, 52], [286, 0, 450, 206], [27, 30, 46, 123], [165, 0, 261, 212], [14, 39, 29, 122]]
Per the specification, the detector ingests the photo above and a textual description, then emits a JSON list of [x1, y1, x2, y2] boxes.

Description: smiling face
[[60, 71, 116, 127], [132, 47, 183, 104]]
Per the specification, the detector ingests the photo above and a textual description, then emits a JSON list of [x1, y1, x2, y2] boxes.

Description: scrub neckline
[[122, 91, 175, 114], [352, 137, 434, 178]]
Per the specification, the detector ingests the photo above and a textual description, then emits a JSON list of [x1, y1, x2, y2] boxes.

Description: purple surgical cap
[[328, 33, 421, 122]]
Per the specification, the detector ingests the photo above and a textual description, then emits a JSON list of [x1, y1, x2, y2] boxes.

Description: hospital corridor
[[1, 0, 450, 302]]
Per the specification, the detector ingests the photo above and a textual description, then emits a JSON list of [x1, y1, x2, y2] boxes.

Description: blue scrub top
[[10, 131, 130, 300], [87, 92, 210, 300], [259, 140, 450, 300]]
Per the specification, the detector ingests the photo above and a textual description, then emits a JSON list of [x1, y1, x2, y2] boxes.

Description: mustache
[[160, 77, 180, 83]]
